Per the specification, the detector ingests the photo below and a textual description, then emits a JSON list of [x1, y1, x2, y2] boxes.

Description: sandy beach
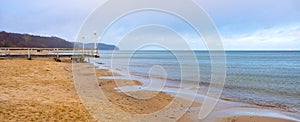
[[0, 58, 299, 122], [0, 59, 95, 121]]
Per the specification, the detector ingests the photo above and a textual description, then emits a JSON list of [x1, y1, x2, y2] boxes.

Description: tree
[[3, 40, 8, 47]]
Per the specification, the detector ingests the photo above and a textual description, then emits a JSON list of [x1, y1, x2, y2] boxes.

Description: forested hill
[[0, 31, 119, 50]]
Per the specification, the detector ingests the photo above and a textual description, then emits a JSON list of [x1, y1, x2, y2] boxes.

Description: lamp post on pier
[[94, 32, 100, 58], [82, 35, 85, 58]]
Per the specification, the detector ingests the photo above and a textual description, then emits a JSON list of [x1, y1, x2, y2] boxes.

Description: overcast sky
[[1, 0, 300, 50]]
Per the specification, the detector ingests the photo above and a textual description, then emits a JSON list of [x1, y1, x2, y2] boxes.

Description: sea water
[[96, 50, 300, 113]]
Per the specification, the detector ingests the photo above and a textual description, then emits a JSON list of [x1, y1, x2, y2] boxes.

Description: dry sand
[[0, 59, 95, 121]]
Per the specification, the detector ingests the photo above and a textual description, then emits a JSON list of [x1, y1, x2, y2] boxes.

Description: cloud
[[196, 0, 300, 23], [1, 0, 300, 50], [222, 24, 300, 50], [0, 0, 103, 41]]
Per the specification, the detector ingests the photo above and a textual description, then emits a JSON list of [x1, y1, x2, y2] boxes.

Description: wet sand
[[73, 62, 202, 121]]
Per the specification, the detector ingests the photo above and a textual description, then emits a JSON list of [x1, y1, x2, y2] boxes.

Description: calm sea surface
[[96, 50, 300, 113]]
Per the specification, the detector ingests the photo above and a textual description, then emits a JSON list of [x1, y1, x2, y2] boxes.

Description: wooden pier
[[0, 48, 100, 62]]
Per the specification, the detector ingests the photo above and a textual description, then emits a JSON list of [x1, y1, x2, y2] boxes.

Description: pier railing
[[0, 48, 99, 61]]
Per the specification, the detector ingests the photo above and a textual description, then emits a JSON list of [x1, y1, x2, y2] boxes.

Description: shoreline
[[92, 59, 300, 121], [105, 70, 299, 116], [96, 62, 299, 115]]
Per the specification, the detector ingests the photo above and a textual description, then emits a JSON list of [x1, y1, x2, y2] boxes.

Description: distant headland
[[0, 31, 119, 50]]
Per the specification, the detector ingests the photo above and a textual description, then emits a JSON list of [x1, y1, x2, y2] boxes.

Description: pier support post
[[6, 48, 10, 56], [27, 48, 32, 60], [54, 48, 61, 62]]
